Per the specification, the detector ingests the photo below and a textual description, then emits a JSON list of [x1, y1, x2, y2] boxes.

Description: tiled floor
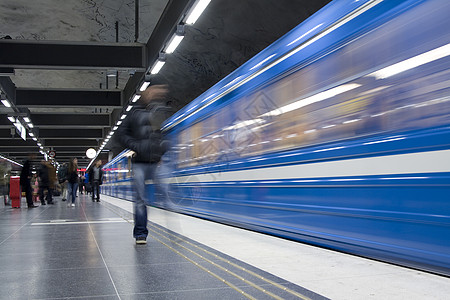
[[0, 195, 327, 300]]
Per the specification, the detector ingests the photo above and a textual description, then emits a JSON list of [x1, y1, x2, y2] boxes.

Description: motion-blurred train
[[103, 0, 450, 275]]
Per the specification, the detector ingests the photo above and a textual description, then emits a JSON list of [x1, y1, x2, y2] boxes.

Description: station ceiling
[[0, 0, 331, 168]]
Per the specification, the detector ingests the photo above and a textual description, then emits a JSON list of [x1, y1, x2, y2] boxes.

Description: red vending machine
[[10, 176, 21, 208]]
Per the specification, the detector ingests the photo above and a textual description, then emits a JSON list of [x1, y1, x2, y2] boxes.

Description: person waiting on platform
[[89, 160, 103, 202], [20, 154, 37, 208], [67, 158, 79, 207], [58, 163, 68, 201], [47, 161, 57, 202], [38, 160, 53, 205]]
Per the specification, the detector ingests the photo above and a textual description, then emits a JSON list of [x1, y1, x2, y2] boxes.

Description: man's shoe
[[135, 237, 147, 244], [28, 205, 38, 208], [41, 202, 46, 205], [62, 198, 66, 202], [96, 199, 100, 202]]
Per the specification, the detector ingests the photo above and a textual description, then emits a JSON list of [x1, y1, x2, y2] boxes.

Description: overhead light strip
[[165, 34, 184, 54], [162, 0, 383, 131], [1, 99, 11, 108], [150, 60, 166, 75], [185, 0, 211, 25], [96, 0, 212, 166]]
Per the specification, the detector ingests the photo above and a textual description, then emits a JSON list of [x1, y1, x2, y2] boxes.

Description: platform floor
[[0, 194, 449, 300]]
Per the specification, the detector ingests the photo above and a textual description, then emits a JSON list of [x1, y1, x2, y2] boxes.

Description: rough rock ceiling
[[1, 0, 168, 90], [0, 0, 331, 167]]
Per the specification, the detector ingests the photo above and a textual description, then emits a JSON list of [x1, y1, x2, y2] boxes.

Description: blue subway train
[[104, 0, 450, 275]]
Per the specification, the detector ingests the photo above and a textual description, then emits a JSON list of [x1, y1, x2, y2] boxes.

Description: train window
[[175, 6, 450, 167], [177, 128, 192, 168]]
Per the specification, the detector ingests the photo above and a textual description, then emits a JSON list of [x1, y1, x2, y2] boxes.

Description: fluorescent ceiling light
[[139, 82, 150, 92], [165, 34, 184, 54], [7, 116, 15, 122], [116, 120, 122, 126], [107, 70, 117, 77], [28, 123, 34, 128], [28, 132, 34, 137], [132, 95, 141, 103], [23, 117, 30, 123], [369, 43, 450, 79], [32, 137, 37, 141], [113, 126, 118, 130], [185, 0, 211, 25], [150, 60, 165, 75], [1, 99, 11, 108], [126, 105, 132, 112]]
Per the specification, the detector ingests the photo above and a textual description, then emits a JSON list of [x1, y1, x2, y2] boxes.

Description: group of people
[[20, 156, 57, 207], [19, 157, 104, 208]]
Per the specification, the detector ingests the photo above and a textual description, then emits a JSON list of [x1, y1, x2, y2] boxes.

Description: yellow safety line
[[104, 204, 311, 299], [146, 227, 258, 300], [103, 205, 256, 299], [147, 225, 284, 300], [148, 222, 312, 300]]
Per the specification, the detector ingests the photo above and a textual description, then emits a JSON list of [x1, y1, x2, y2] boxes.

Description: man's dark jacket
[[116, 103, 167, 163], [88, 167, 104, 185], [20, 159, 31, 186], [38, 163, 49, 187]]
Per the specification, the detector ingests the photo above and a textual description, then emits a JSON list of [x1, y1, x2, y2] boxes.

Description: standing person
[[117, 81, 169, 244], [67, 158, 79, 207], [84, 172, 91, 196], [20, 154, 37, 208], [47, 161, 57, 203], [38, 160, 53, 205], [58, 163, 68, 201], [32, 174, 39, 202], [79, 174, 85, 195], [89, 160, 103, 202]]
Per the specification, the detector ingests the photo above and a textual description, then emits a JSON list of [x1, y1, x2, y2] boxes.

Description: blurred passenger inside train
[[38, 160, 53, 205], [67, 158, 79, 207], [89, 159, 103, 202], [117, 76, 170, 245], [20, 154, 37, 208]]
